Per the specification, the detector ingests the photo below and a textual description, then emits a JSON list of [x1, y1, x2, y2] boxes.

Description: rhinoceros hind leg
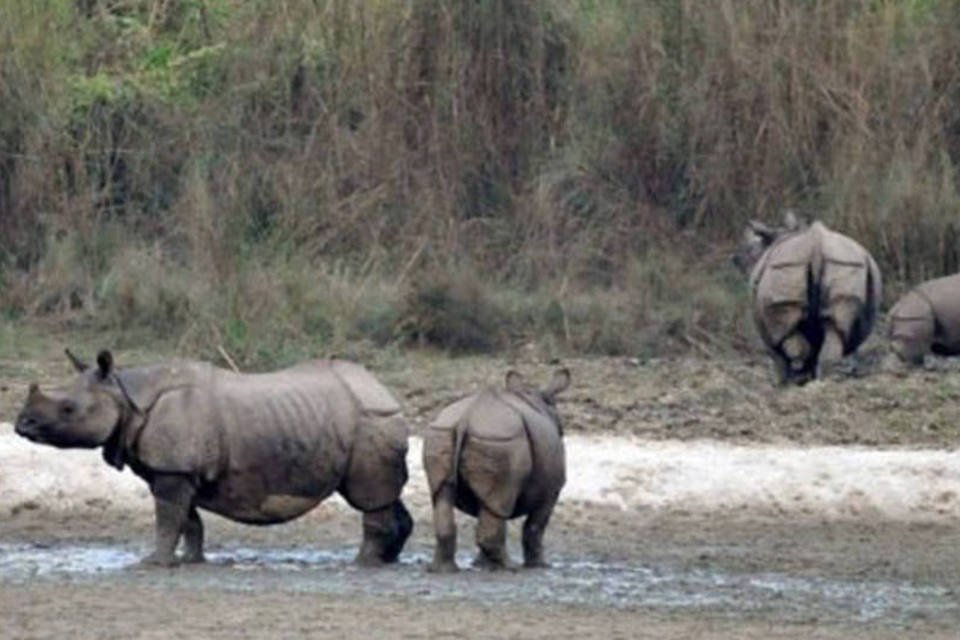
[[769, 351, 791, 387], [139, 474, 196, 568], [523, 496, 558, 569], [473, 507, 517, 571], [815, 326, 844, 379], [355, 500, 412, 566], [427, 484, 459, 573], [181, 507, 205, 564]]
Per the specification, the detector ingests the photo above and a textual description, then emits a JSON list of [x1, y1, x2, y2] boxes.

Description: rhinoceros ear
[[505, 370, 524, 392], [96, 350, 114, 381], [28, 382, 40, 397], [544, 368, 571, 399], [783, 209, 800, 231], [65, 348, 89, 373], [747, 220, 776, 244]]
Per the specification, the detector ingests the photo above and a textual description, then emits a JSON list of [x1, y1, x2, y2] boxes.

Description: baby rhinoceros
[[888, 273, 960, 365], [15, 350, 412, 567], [423, 368, 570, 573]]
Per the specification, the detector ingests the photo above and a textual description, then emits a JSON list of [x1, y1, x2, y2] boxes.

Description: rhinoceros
[[734, 213, 882, 384], [888, 273, 960, 364], [14, 350, 412, 567], [422, 368, 569, 572]]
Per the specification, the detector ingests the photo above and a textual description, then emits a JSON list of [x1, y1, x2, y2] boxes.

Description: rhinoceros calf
[[15, 350, 412, 567], [888, 273, 960, 364], [735, 214, 882, 384], [423, 369, 569, 572]]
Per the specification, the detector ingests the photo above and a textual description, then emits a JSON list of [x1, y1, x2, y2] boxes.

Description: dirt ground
[[2, 343, 960, 638]]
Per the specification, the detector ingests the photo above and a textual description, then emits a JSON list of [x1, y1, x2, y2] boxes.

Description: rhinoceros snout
[[14, 414, 42, 440]]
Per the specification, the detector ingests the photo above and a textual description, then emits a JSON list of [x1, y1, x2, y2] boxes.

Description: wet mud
[[3, 353, 960, 638]]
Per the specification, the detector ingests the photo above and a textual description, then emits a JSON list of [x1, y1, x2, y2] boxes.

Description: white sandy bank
[[1, 422, 959, 521]]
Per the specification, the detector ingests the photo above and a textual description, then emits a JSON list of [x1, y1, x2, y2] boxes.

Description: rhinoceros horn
[[747, 220, 777, 243]]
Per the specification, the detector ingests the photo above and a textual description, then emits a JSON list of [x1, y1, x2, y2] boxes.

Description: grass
[[3, 1, 960, 365]]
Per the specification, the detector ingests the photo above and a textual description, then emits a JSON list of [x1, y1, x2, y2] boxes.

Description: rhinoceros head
[[732, 210, 803, 274], [505, 368, 571, 430], [15, 349, 139, 449]]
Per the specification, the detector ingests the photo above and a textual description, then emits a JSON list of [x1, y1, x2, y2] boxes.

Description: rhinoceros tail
[[449, 421, 468, 492]]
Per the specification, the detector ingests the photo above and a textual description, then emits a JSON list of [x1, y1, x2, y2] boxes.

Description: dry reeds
[[1, 1, 959, 363]]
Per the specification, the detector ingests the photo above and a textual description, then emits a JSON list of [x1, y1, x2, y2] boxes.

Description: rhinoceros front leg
[[522, 496, 558, 569], [355, 500, 413, 566], [181, 507, 205, 564], [473, 506, 517, 571], [427, 484, 458, 573], [139, 474, 196, 568]]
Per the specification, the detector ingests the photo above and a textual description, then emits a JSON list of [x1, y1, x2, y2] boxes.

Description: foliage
[[2, 0, 960, 365]]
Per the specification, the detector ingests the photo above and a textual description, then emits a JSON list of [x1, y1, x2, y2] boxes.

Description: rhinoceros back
[[329, 360, 401, 415]]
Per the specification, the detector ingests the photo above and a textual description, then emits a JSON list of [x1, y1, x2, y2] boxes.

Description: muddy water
[[0, 542, 955, 627]]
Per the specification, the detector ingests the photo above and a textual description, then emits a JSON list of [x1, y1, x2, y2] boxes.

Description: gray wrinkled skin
[[889, 273, 960, 365], [734, 214, 882, 385], [422, 369, 570, 573], [15, 351, 412, 568]]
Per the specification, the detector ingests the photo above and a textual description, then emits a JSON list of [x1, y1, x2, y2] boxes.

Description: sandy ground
[[3, 351, 960, 638]]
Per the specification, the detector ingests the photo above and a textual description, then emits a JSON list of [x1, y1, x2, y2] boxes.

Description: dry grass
[[2, 1, 960, 364]]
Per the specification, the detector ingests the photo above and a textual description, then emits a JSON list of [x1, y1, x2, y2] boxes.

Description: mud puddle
[[0, 542, 954, 627]]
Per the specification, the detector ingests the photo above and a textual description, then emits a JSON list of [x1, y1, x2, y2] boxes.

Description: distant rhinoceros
[[888, 273, 960, 364], [422, 368, 569, 573], [734, 213, 882, 384], [15, 350, 412, 567]]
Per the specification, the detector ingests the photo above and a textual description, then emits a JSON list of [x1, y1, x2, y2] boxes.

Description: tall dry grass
[[1, 0, 959, 364]]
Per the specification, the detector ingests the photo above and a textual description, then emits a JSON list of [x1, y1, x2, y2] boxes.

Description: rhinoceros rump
[[738, 217, 881, 384], [889, 273, 960, 364], [15, 350, 412, 567], [423, 369, 569, 572]]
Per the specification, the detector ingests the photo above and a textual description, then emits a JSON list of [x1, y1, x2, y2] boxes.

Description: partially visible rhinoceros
[[15, 350, 412, 567], [888, 273, 960, 364], [734, 213, 882, 384], [422, 369, 570, 572]]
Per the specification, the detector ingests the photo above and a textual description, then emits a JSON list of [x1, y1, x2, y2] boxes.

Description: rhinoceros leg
[[355, 500, 413, 566], [473, 506, 516, 570], [769, 350, 791, 386], [522, 495, 558, 569], [816, 326, 844, 379], [427, 484, 459, 573], [140, 474, 196, 567], [181, 507, 205, 564]]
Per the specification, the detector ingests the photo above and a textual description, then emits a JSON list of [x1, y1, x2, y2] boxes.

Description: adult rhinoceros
[[734, 213, 882, 385], [888, 273, 960, 365], [15, 350, 412, 567]]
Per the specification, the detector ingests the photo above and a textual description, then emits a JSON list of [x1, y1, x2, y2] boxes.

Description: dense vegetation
[[2, 0, 959, 367]]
